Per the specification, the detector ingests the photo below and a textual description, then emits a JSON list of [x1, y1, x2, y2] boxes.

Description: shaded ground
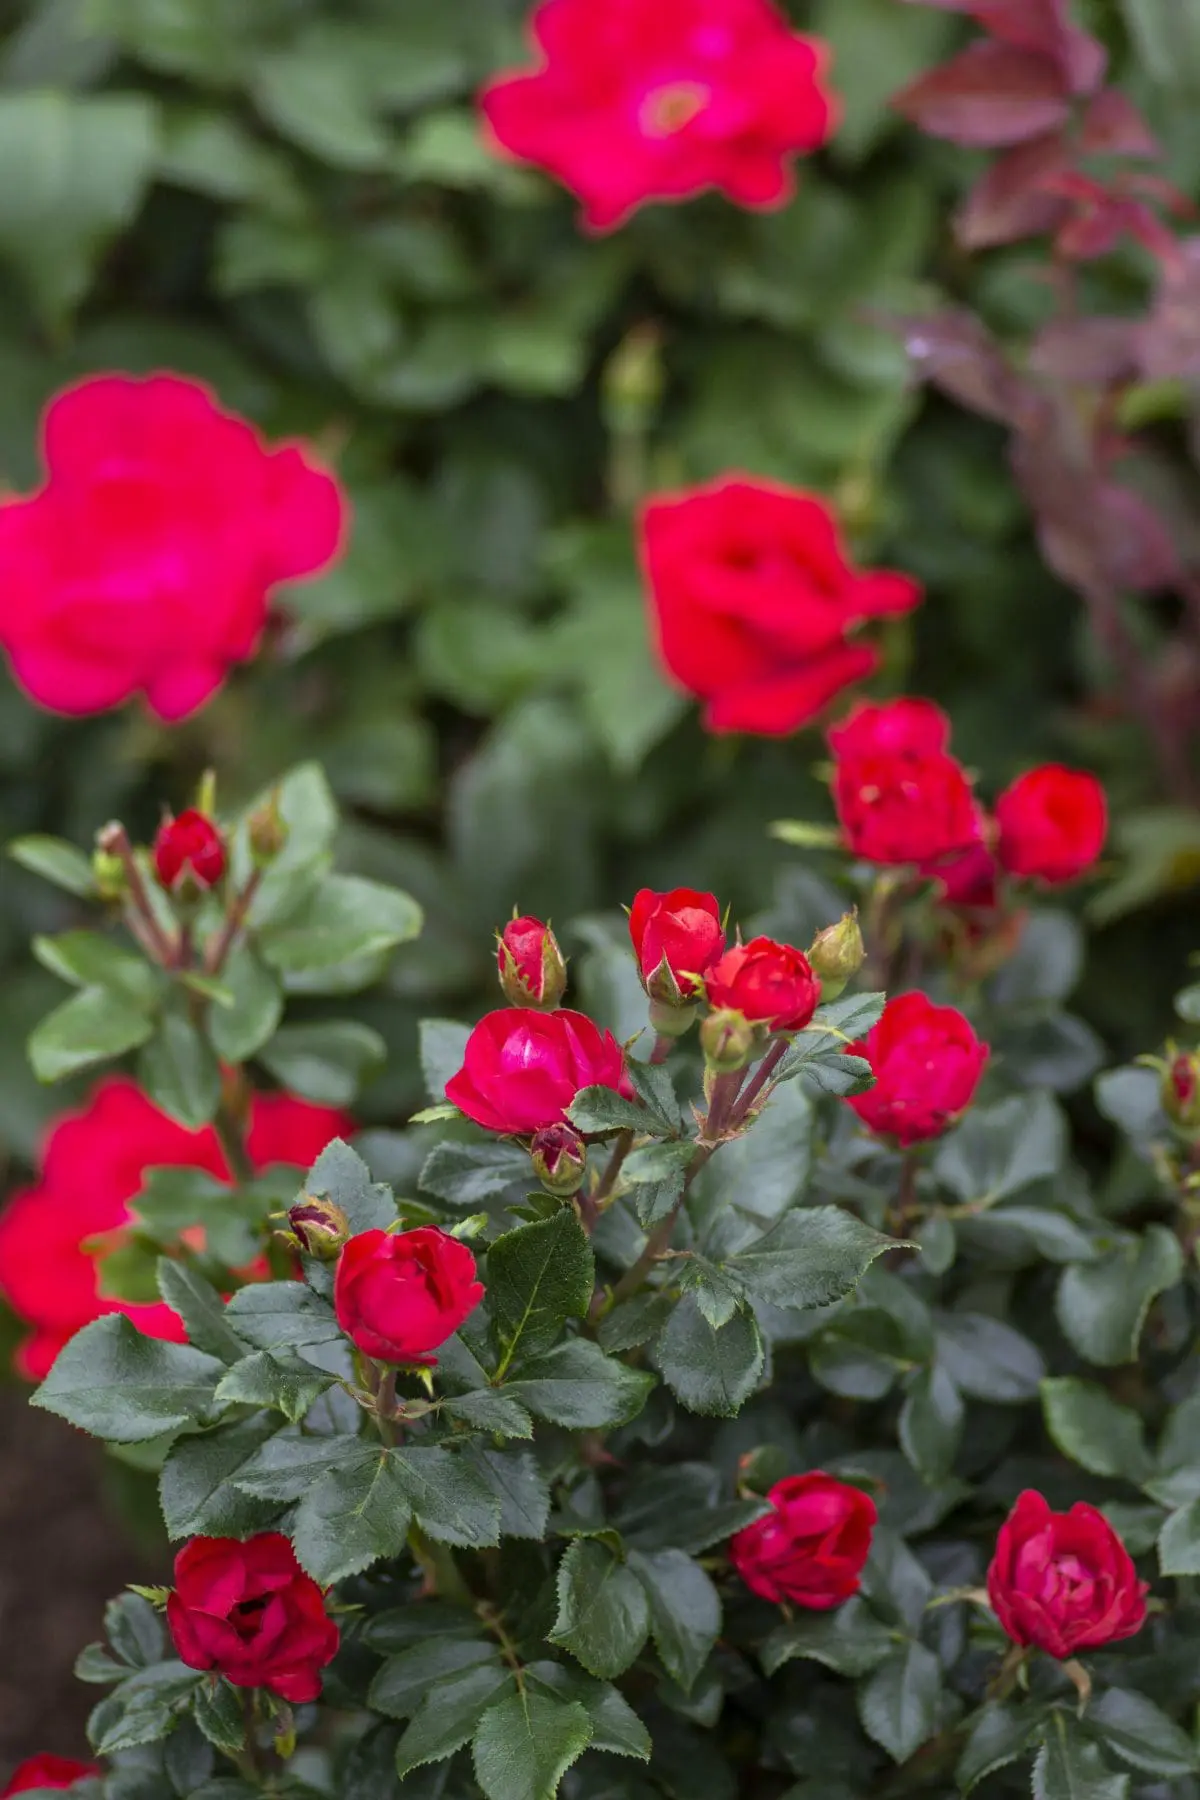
[[0, 1386, 166, 1778]]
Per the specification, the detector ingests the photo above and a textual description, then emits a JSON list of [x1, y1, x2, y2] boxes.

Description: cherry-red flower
[[153, 809, 227, 892], [0, 1079, 352, 1379], [730, 1473, 876, 1608], [167, 1534, 339, 1702], [827, 697, 951, 760], [629, 886, 725, 1003], [995, 764, 1107, 885], [987, 1491, 1147, 1660], [705, 936, 820, 1031], [445, 1008, 629, 1135], [334, 1227, 484, 1365], [1, 1758, 98, 1795], [480, 0, 838, 234], [0, 374, 345, 721], [846, 992, 989, 1145], [828, 698, 983, 868], [640, 479, 920, 736]]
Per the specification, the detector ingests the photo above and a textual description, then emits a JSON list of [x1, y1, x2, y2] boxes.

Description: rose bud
[[846, 992, 988, 1146], [166, 1533, 340, 1702], [334, 1226, 484, 1365], [832, 744, 982, 868], [497, 915, 568, 1010], [987, 1490, 1148, 1659], [247, 792, 289, 865], [995, 765, 1107, 886], [629, 886, 725, 1007], [731, 1473, 876, 1609], [153, 808, 227, 893], [1162, 1051, 1200, 1132], [705, 936, 820, 1034], [699, 1007, 762, 1074], [807, 911, 864, 1001], [284, 1194, 351, 1260], [531, 1122, 588, 1197], [445, 1008, 629, 1136], [2, 1757, 100, 1795]]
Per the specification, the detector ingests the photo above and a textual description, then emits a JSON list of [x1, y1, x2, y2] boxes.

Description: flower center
[[640, 80, 710, 139]]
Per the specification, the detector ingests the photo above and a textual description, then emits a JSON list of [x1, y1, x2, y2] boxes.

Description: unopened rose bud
[[602, 323, 664, 432], [530, 1123, 587, 1197], [1164, 1052, 1200, 1132], [153, 809, 227, 894], [807, 911, 865, 1001], [283, 1196, 352, 1259], [92, 847, 128, 902], [497, 915, 567, 1010], [700, 1008, 761, 1074], [247, 793, 288, 866]]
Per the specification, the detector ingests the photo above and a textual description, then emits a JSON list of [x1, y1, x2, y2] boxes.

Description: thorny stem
[[206, 868, 264, 975], [726, 1039, 788, 1132], [477, 1601, 525, 1689], [103, 823, 177, 968], [893, 1150, 920, 1237], [592, 1128, 634, 1209], [649, 1033, 675, 1064], [238, 1689, 263, 1786], [373, 1367, 399, 1446]]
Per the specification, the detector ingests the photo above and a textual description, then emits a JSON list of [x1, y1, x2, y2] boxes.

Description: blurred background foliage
[[1, 0, 1199, 1174]]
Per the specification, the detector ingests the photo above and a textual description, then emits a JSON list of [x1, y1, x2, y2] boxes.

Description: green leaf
[[258, 1019, 386, 1106], [769, 820, 842, 848], [1040, 1379, 1152, 1482], [212, 1351, 333, 1423], [394, 1663, 514, 1779], [33, 931, 160, 1007], [623, 1140, 695, 1228], [775, 1025, 875, 1098], [956, 1704, 1038, 1794], [29, 985, 155, 1082], [260, 874, 421, 980], [568, 1085, 665, 1136], [156, 1261, 246, 1366], [371, 1640, 502, 1720], [473, 1690, 593, 1800], [138, 1009, 221, 1128], [727, 1207, 897, 1309], [1158, 1497, 1200, 1575], [104, 1593, 165, 1668], [159, 1415, 283, 1539], [1086, 1688, 1199, 1778], [421, 1140, 532, 1207], [1033, 1713, 1129, 1800], [657, 1295, 764, 1417], [222, 1282, 342, 1350], [420, 1018, 472, 1101], [1056, 1227, 1183, 1366], [226, 1432, 353, 1504], [208, 944, 283, 1063], [390, 1445, 502, 1548], [551, 1539, 651, 1680], [597, 1292, 674, 1354], [933, 1094, 1065, 1205], [935, 1312, 1045, 1402], [523, 1662, 651, 1761], [761, 1596, 895, 1678], [193, 1677, 245, 1755], [302, 1137, 397, 1235], [627, 1549, 721, 1693], [88, 1665, 200, 1754], [292, 1444, 415, 1584], [9, 833, 98, 897], [34, 1316, 223, 1442], [505, 1338, 655, 1428], [856, 1641, 941, 1764], [443, 1391, 534, 1440], [469, 1447, 552, 1539], [252, 43, 392, 171], [361, 1600, 486, 1654], [488, 1208, 595, 1369], [898, 1364, 963, 1482]]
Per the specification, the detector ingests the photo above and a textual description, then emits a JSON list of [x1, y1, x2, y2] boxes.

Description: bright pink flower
[[731, 1473, 876, 1608], [446, 1008, 629, 1135], [827, 697, 951, 760], [846, 992, 989, 1145], [167, 1534, 339, 1703], [995, 764, 1107, 885], [640, 479, 919, 735], [153, 809, 227, 891], [987, 1491, 1147, 1660], [480, 0, 838, 233], [0, 374, 345, 721], [334, 1228, 484, 1365], [705, 936, 821, 1031], [0, 1078, 352, 1379]]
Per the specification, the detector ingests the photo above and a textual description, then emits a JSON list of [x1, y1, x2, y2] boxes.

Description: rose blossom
[[497, 915, 568, 1008], [480, 0, 838, 234], [629, 886, 725, 1003], [705, 936, 820, 1032], [1, 1758, 99, 1795], [167, 1534, 340, 1702], [987, 1490, 1148, 1659], [829, 704, 983, 867], [334, 1227, 484, 1365], [827, 697, 951, 760], [153, 809, 227, 892], [0, 1078, 351, 1379], [445, 1007, 628, 1135], [731, 1473, 876, 1608], [640, 479, 920, 736], [846, 993, 988, 1145], [0, 373, 345, 721], [995, 764, 1107, 885]]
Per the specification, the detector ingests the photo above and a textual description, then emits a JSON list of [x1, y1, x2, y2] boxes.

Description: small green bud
[[282, 1195, 352, 1259], [247, 792, 289, 866], [807, 910, 866, 1001], [530, 1123, 587, 1197], [700, 1008, 761, 1074]]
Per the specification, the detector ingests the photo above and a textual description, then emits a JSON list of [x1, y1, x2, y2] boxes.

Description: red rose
[[846, 993, 988, 1145], [1, 1758, 99, 1795], [832, 736, 983, 868], [153, 809, 227, 892], [445, 1007, 629, 1135], [0, 1078, 352, 1379], [629, 886, 725, 1003], [167, 1533, 339, 1702], [995, 765, 1107, 885], [334, 1227, 484, 1365], [925, 840, 1001, 912], [987, 1490, 1148, 1660], [827, 697, 951, 760], [497, 915, 567, 1009], [639, 479, 920, 736], [731, 1473, 876, 1608], [0, 374, 344, 721], [705, 936, 820, 1032], [480, 0, 837, 234]]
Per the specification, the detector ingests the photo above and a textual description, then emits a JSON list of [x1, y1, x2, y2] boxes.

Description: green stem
[[105, 823, 178, 968], [374, 1366, 399, 1446], [206, 869, 264, 975], [726, 1039, 788, 1131], [213, 1094, 256, 1187]]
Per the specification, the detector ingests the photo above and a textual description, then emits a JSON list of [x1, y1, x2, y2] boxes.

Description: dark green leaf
[[934, 1094, 1064, 1205], [156, 1260, 247, 1366], [212, 1350, 333, 1422], [34, 1316, 224, 1442], [627, 1549, 721, 1693], [390, 1444, 502, 1548], [597, 1292, 673, 1354], [935, 1313, 1044, 1402], [292, 1444, 416, 1583], [421, 1140, 532, 1207], [1056, 1227, 1183, 1366], [138, 1010, 221, 1128], [222, 1281, 342, 1349], [1158, 1497, 1200, 1575], [159, 1415, 284, 1539], [193, 1678, 245, 1754], [1040, 1379, 1152, 1482], [856, 1641, 940, 1764], [956, 1704, 1038, 1794], [656, 1295, 764, 1417], [394, 1663, 514, 1779], [551, 1539, 651, 1680], [259, 1019, 386, 1106], [524, 1662, 651, 1761], [488, 1208, 595, 1369], [898, 1363, 963, 1482], [371, 1640, 502, 1720], [469, 1447, 552, 1539], [1086, 1688, 1198, 1778], [472, 1690, 593, 1800], [303, 1136, 397, 1235], [420, 1019, 472, 1101], [1033, 1713, 1129, 1800], [728, 1207, 897, 1310], [761, 1597, 895, 1678], [29, 985, 155, 1082], [104, 1593, 165, 1668], [505, 1338, 654, 1428], [444, 1391, 534, 1439]]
